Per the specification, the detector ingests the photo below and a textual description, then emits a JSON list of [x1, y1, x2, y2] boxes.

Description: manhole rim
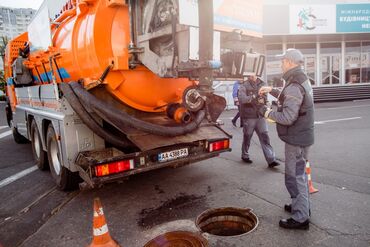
[[143, 230, 208, 247], [195, 206, 259, 237]]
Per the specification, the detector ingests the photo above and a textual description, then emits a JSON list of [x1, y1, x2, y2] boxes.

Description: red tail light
[[208, 139, 230, 152], [95, 159, 134, 177]]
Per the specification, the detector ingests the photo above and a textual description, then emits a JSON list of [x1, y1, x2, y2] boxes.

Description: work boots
[[279, 218, 309, 230], [268, 161, 280, 168], [242, 157, 253, 164]]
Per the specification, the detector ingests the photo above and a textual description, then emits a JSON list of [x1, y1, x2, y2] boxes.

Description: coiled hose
[[59, 83, 131, 148], [69, 82, 206, 137]]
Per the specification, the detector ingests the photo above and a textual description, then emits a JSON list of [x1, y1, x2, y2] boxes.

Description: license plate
[[158, 148, 189, 162]]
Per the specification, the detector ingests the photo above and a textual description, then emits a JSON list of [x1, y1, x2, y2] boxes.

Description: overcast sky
[[1, 0, 43, 9]]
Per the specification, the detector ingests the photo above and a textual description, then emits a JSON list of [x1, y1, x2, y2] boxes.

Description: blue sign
[[336, 4, 370, 33]]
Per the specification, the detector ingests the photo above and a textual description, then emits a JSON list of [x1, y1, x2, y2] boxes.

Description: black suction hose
[[69, 82, 206, 137], [59, 83, 131, 148]]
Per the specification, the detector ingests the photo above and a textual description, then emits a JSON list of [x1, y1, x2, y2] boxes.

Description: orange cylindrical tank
[[29, 0, 194, 112]]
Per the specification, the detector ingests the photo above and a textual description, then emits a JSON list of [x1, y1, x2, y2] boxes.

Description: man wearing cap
[[238, 74, 280, 168], [259, 48, 315, 230]]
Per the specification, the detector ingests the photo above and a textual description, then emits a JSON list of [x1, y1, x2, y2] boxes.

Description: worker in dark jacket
[[259, 48, 315, 230], [238, 75, 280, 168]]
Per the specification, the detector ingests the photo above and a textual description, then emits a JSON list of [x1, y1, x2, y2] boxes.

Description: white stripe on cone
[[94, 207, 104, 217], [93, 224, 109, 236]]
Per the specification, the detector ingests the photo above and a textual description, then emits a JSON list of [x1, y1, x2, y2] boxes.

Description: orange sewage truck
[[3, 0, 264, 190]]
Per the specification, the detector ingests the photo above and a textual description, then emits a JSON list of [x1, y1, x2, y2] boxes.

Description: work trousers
[[285, 143, 310, 223], [241, 118, 275, 164], [232, 105, 243, 126]]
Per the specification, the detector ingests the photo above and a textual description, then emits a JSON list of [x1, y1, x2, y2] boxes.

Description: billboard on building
[[289, 5, 336, 34], [336, 4, 370, 33], [179, 0, 263, 38]]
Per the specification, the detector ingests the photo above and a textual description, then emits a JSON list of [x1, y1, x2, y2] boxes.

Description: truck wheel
[[11, 120, 29, 144], [30, 121, 49, 170], [46, 124, 78, 190]]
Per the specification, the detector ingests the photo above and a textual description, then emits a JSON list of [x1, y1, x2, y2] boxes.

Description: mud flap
[[206, 94, 226, 122]]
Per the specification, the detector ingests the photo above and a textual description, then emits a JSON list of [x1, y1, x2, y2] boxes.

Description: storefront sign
[[289, 5, 336, 34], [345, 54, 361, 69], [179, 0, 263, 37], [336, 4, 370, 33]]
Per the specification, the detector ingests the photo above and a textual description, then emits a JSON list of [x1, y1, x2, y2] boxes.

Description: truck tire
[[46, 124, 78, 190], [30, 121, 49, 170], [11, 120, 29, 144]]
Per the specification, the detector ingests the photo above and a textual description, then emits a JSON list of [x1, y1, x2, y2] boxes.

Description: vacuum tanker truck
[[3, 0, 264, 190]]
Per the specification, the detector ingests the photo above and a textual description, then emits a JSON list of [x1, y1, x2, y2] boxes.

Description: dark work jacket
[[270, 67, 315, 147], [238, 78, 267, 119]]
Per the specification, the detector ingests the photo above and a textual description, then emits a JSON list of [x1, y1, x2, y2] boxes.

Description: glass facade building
[[262, 2, 370, 88], [217, 1, 370, 108]]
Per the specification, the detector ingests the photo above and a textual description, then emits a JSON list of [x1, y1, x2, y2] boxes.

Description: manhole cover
[[144, 231, 208, 247], [196, 207, 258, 237]]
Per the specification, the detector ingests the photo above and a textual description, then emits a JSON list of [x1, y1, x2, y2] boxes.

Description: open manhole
[[196, 207, 258, 237], [144, 231, 208, 247]]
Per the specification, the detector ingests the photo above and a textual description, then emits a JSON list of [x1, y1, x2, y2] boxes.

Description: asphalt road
[[0, 100, 370, 247]]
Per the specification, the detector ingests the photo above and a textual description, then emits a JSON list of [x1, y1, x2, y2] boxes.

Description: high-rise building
[[0, 7, 36, 71], [0, 7, 36, 39]]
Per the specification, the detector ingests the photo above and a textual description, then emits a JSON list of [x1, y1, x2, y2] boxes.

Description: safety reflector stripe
[[94, 207, 104, 217], [93, 224, 109, 236]]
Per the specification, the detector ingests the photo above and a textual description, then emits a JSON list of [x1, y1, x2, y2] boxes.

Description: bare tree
[[0, 70, 5, 92], [0, 36, 9, 65], [0, 36, 9, 93]]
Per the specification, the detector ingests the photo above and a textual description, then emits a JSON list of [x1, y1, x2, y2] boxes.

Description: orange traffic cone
[[87, 197, 121, 247], [306, 161, 318, 194]]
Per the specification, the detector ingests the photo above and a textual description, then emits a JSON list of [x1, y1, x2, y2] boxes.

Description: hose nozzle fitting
[[166, 103, 192, 124]]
